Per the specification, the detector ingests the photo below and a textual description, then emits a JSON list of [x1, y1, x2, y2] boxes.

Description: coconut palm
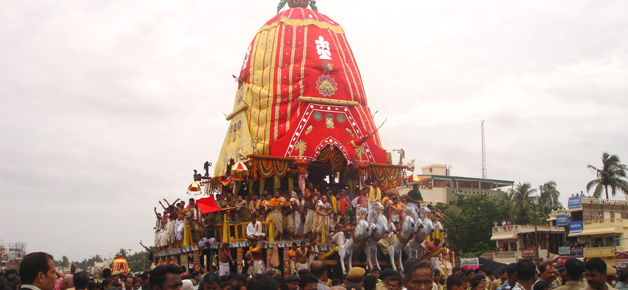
[[539, 181, 561, 215], [586, 152, 628, 200], [509, 182, 537, 224]]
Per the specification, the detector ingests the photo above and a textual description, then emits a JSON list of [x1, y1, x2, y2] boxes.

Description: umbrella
[[408, 174, 420, 182], [187, 182, 202, 195]]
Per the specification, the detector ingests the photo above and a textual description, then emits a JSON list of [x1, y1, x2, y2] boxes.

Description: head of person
[[245, 275, 277, 290], [285, 275, 300, 290], [506, 263, 517, 284], [189, 198, 195, 206], [300, 241, 307, 249], [516, 260, 537, 284], [322, 195, 328, 203], [381, 268, 396, 283], [19, 252, 57, 290], [298, 275, 318, 290], [364, 275, 377, 290], [433, 269, 442, 284], [291, 242, 298, 250], [274, 190, 281, 198], [149, 264, 183, 290], [125, 277, 135, 290], [403, 258, 433, 290], [347, 267, 365, 285], [371, 268, 381, 280], [141, 272, 151, 288], [532, 280, 550, 290], [199, 274, 220, 290], [473, 274, 486, 288], [74, 272, 90, 290], [103, 269, 112, 280], [471, 279, 483, 290], [133, 280, 141, 290], [486, 269, 494, 279], [464, 270, 475, 282], [452, 268, 462, 276], [310, 261, 328, 281], [413, 183, 419, 190], [63, 274, 74, 290], [446, 274, 467, 290], [538, 262, 556, 283], [585, 258, 608, 290], [388, 275, 403, 290]]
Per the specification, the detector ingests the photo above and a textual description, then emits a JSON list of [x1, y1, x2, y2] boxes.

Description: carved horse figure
[[364, 202, 389, 271], [388, 211, 416, 272], [405, 209, 436, 258], [336, 219, 371, 274]]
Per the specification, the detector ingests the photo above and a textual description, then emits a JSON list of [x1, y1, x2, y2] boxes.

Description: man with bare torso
[[295, 241, 311, 271]]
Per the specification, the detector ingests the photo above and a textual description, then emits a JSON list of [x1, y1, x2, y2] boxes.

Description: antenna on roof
[[481, 120, 487, 179]]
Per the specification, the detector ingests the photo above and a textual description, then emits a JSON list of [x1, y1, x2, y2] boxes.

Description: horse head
[[400, 214, 415, 240]]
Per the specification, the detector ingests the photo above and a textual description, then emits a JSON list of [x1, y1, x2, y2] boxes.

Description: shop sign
[[569, 221, 583, 233], [571, 247, 584, 257], [558, 246, 571, 256], [522, 248, 536, 258], [556, 215, 569, 226], [568, 196, 582, 208]]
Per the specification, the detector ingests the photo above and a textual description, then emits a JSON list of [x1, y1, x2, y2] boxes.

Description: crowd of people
[[151, 181, 444, 250], [4, 251, 628, 290]]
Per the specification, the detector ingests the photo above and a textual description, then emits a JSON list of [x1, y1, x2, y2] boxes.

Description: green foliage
[[587, 152, 628, 200], [439, 194, 511, 255], [126, 251, 150, 273], [509, 182, 537, 224]]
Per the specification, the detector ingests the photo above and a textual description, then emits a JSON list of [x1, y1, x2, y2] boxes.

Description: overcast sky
[[1, 0, 627, 262]]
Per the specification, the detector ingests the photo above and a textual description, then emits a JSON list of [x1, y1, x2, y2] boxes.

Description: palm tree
[[539, 181, 561, 215], [509, 182, 537, 224], [586, 152, 628, 200]]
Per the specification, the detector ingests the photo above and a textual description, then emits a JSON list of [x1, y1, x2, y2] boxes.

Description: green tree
[[61, 255, 70, 268], [539, 181, 562, 216], [586, 152, 628, 200], [438, 194, 511, 254], [126, 251, 150, 273], [509, 182, 537, 224]]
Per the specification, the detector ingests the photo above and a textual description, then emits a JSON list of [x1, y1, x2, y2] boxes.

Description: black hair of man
[[446, 274, 465, 290], [471, 279, 482, 290], [19, 252, 54, 285], [565, 258, 585, 281], [298, 274, 318, 290], [141, 271, 150, 281], [181, 275, 192, 280], [5, 272, 20, 290], [331, 278, 342, 286], [219, 281, 230, 289], [403, 258, 433, 283], [453, 267, 461, 274], [273, 276, 289, 290], [199, 273, 220, 290], [234, 274, 247, 285], [103, 269, 112, 279], [506, 263, 517, 276], [486, 269, 493, 276], [585, 258, 607, 274], [389, 274, 402, 285], [246, 275, 278, 290], [618, 270, 628, 283], [538, 262, 553, 274], [74, 272, 90, 290], [310, 261, 327, 279], [149, 264, 183, 290], [102, 280, 112, 288], [516, 260, 537, 281], [532, 280, 550, 290], [364, 275, 377, 290]]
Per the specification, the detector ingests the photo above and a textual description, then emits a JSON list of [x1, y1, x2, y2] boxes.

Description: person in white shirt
[[246, 215, 266, 240]]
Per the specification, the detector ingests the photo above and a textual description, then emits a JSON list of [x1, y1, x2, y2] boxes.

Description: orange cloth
[[269, 198, 283, 207]]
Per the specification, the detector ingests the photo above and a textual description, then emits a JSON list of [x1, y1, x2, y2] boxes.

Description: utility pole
[[481, 120, 487, 178], [534, 203, 539, 263]]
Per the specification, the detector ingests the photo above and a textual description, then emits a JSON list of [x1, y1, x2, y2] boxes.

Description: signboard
[[522, 248, 536, 258], [559, 246, 571, 256], [553, 256, 570, 266], [460, 257, 479, 270], [569, 221, 583, 233], [568, 196, 582, 208], [616, 251, 628, 269], [571, 247, 584, 257], [556, 215, 569, 226]]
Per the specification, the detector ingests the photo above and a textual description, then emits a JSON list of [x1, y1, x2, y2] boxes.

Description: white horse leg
[[372, 243, 381, 271], [388, 245, 397, 271], [398, 246, 405, 272], [364, 241, 373, 271], [339, 244, 346, 274]]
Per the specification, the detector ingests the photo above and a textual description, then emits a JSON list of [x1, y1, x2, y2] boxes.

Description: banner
[[556, 215, 569, 226], [460, 257, 479, 270], [559, 246, 571, 256], [522, 248, 536, 258], [568, 196, 582, 208], [571, 248, 584, 257], [569, 221, 583, 233], [616, 251, 628, 269]]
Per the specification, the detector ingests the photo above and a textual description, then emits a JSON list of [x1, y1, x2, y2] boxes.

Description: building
[[551, 196, 628, 267], [490, 224, 565, 264], [399, 164, 514, 204]]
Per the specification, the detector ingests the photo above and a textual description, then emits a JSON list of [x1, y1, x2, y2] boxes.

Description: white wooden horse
[[388, 213, 416, 272], [405, 212, 435, 258], [364, 201, 389, 271], [336, 219, 371, 274]]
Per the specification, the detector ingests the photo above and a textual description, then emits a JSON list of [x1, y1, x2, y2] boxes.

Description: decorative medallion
[[325, 117, 334, 129], [313, 112, 323, 121], [316, 75, 338, 97], [336, 113, 345, 123], [325, 113, 334, 120]]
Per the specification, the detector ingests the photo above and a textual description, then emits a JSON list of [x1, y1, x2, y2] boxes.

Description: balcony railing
[[584, 246, 616, 258], [494, 251, 517, 259], [583, 218, 623, 225]]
